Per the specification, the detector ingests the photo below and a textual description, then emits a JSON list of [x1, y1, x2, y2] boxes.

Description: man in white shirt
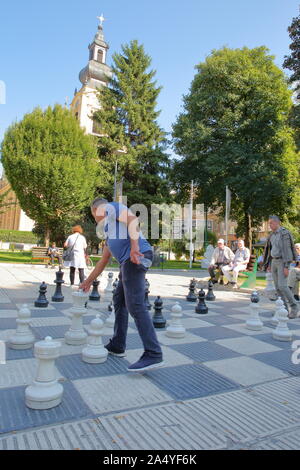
[[222, 239, 250, 288], [208, 239, 235, 284]]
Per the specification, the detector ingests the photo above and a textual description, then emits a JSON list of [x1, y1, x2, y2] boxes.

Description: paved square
[[0, 264, 300, 450]]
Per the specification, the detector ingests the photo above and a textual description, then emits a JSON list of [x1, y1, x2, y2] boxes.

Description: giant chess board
[[0, 272, 300, 450]]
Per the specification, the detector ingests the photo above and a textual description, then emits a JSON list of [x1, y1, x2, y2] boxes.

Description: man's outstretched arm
[[80, 244, 112, 292]]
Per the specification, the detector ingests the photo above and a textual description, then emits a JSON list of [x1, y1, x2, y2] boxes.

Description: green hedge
[[0, 229, 38, 243]]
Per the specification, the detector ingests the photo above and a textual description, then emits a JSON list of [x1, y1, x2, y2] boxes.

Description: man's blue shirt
[[103, 202, 152, 264]]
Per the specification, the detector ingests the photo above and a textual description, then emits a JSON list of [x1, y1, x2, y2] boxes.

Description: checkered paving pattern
[[1, 283, 300, 448]]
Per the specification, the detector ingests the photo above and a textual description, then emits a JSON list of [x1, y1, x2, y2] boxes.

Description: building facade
[[0, 177, 34, 231]]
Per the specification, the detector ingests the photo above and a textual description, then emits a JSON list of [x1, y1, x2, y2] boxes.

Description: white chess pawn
[[82, 315, 108, 363], [271, 297, 284, 326], [25, 336, 63, 410], [273, 306, 293, 341], [166, 302, 186, 338], [246, 301, 263, 331], [264, 272, 275, 296], [8, 304, 35, 350], [65, 290, 88, 345], [105, 302, 115, 328], [104, 272, 114, 293]]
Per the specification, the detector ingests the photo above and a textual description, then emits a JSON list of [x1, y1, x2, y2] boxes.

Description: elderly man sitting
[[222, 239, 250, 288], [288, 243, 300, 301], [208, 239, 235, 284]]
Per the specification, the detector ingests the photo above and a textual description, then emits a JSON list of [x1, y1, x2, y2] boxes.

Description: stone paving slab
[[204, 356, 289, 386]]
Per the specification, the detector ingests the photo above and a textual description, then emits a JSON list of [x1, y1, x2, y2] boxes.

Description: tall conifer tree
[[94, 40, 170, 208]]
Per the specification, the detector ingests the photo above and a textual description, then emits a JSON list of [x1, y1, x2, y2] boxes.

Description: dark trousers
[[48, 254, 62, 265], [208, 263, 226, 279], [70, 266, 85, 285], [111, 252, 162, 358]]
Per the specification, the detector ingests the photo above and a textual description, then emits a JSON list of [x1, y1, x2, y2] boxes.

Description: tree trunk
[[244, 212, 252, 252], [44, 227, 50, 247]]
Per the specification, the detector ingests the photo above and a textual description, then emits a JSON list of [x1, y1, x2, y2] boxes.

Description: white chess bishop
[[25, 336, 63, 410], [8, 304, 35, 350]]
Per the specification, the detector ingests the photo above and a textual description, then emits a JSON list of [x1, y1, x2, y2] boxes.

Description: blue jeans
[[110, 251, 162, 358]]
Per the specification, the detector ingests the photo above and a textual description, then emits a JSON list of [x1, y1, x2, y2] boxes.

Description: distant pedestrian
[[288, 243, 300, 302], [47, 243, 62, 268], [262, 216, 299, 318], [64, 226, 87, 286]]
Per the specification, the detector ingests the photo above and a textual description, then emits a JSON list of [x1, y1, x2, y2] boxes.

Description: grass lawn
[[0, 251, 203, 270]]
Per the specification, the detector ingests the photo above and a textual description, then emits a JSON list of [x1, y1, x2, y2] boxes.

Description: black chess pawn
[[52, 268, 65, 302], [113, 278, 119, 292], [34, 281, 49, 308], [195, 288, 208, 314], [186, 278, 197, 302], [152, 296, 166, 328], [89, 279, 101, 302], [144, 278, 151, 310], [205, 281, 216, 301], [251, 291, 260, 303], [108, 300, 113, 312]]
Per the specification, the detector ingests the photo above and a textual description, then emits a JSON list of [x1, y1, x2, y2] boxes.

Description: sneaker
[[231, 282, 238, 289], [127, 353, 164, 372], [288, 306, 300, 319], [294, 295, 300, 302], [219, 279, 224, 285], [104, 342, 126, 357]]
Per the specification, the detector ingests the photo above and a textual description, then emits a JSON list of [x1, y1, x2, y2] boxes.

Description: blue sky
[[0, 0, 298, 154]]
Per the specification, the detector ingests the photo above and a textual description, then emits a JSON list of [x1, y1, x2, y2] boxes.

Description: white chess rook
[[25, 336, 63, 410], [8, 304, 35, 350], [246, 301, 263, 331], [273, 306, 293, 341], [65, 290, 88, 345], [271, 297, 284, 326], [166, 302, 186, 338], [82, 315, 108, 363]]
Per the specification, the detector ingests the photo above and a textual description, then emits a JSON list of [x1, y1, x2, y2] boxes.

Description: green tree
[[172, 47, 299, 249], [1, 105, 100, 245], [283, 8, 300, 98], [94, 40, 171, 211]]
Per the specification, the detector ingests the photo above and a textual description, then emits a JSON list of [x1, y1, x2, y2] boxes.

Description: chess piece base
[[64, 331, 87, 345], [166, 328, 185, 338], [8, 340, 34, 350], [34, 302, 49, 308], [25, 381, 63, 410], [245, 322, 263, 331], [273, 331, 292, 342], [82, 349, 108, 363]]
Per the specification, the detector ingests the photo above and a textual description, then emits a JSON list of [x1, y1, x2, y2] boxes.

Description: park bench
[[31, 247, 63, 266], [239, 255, 258, 288], [214, 254, 257, 288]]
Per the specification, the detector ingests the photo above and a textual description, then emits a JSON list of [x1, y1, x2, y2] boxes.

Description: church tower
[[70, 15, 112, 135]]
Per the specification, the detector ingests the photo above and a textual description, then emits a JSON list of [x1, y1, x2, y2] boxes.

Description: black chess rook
[[89, 279, 101, 302]]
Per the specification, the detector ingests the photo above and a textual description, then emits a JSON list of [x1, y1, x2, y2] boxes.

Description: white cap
[[217, 239, 224, 244]]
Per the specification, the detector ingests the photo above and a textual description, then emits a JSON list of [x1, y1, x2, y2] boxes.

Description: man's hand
[[80, 278, 93, 293], [284, 267, 289, 278], [267, 266, 271, 272], [130, 248, 143, 264]]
